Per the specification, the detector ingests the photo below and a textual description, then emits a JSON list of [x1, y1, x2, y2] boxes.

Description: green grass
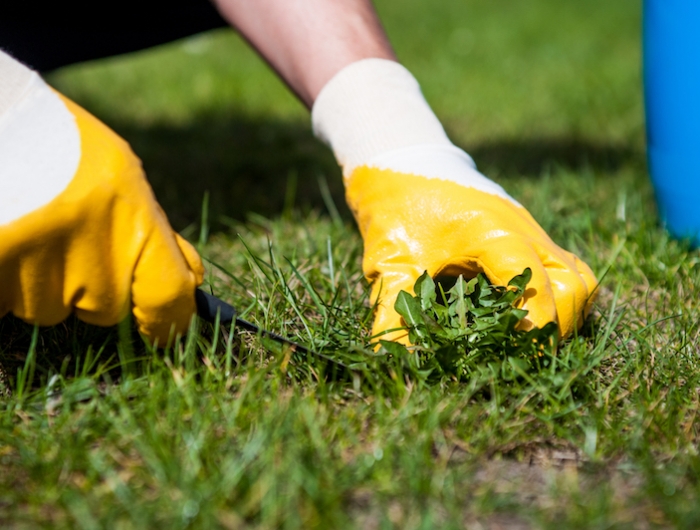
[[5, 0, 700, 527]]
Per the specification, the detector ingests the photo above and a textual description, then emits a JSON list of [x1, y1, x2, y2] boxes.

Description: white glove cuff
[[367, 143, 517, 204], [0, 50, 35, 121], [311, 58, 517, 204], [312, 58, 452, 177], [0, 51, 80, 225]]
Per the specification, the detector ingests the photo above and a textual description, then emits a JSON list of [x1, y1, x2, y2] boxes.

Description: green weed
[[388, 270, 558, 379]]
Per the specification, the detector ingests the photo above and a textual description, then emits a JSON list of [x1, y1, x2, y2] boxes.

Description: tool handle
[[195, 289, 237, 324], [194, 288, 273, 336], [194, 289, 262, 334]]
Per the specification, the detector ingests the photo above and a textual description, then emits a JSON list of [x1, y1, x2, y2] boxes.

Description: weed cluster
[[384, 269, 558, 381]]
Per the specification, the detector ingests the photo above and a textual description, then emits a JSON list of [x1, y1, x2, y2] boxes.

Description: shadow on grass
[[109, 112, 348, 231], [0, 315, 123, 392], [105, 111, 643, 232], [0, 314, 244, 393], [465, 137, 644, 178]]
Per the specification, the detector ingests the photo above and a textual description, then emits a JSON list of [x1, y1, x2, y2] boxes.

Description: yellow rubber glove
[[346, 161, 597, 343], [0, 52, 203, 344], [313, 59, 597, 344]]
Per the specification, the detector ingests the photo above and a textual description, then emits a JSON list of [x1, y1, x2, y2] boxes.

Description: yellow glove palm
[[346, 166, 597, 344], [0, 89, 204, 343]]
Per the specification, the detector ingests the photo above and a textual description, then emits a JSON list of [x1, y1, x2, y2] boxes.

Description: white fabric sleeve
[[311, 58, 515, 203], [0, 50, 81, 225], [0, 50, 35, 119], [312, 59, 452, 174]]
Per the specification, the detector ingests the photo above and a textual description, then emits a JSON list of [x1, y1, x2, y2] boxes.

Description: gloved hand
[[346, 147, 597, 343], [313, 59, 597, 344], [0, 52, 204, 344]]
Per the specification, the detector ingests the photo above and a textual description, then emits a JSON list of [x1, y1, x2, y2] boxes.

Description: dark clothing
[[0, 0, 228, 72]]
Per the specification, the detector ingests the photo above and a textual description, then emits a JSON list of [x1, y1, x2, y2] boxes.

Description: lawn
[[3, 0, 700, 527]]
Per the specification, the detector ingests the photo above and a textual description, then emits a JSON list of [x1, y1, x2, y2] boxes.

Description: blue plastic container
[[644, 0, 700, 246]]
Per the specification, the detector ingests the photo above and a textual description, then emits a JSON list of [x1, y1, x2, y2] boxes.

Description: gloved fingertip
[[135, 305, 196, 348], [519, 275, 558, 330], [132, 269, 199, 348], [370, 299, 411, 347], [174, 233, 205, 284], [573, 255, 599, 313], [518, 307, 560, 335]]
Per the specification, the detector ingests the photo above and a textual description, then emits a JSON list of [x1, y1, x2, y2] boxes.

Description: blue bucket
[[644, 0, 700, 246]]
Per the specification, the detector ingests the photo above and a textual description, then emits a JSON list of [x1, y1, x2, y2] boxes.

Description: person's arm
[[215, 0, 598, 343], [212, 0, 396, 107]]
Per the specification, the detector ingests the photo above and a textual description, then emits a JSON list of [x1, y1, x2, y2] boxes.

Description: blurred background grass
[[46, 0, 645, 232]]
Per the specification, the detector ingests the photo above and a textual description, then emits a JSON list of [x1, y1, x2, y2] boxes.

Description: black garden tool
[[194, 290, 347, 370], [195, 289, 312, 354], [194, 289, 364, 369]]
